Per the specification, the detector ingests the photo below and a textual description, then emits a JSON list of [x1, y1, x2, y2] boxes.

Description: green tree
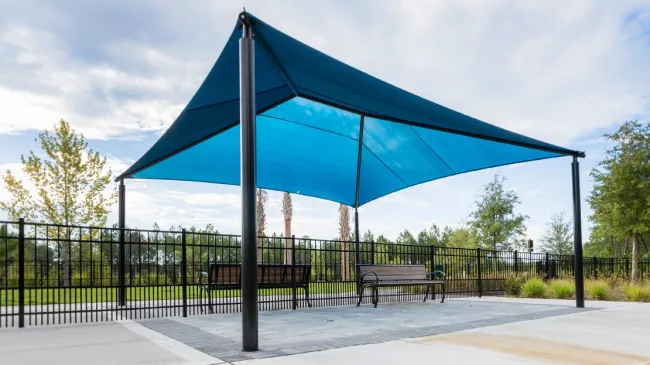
[[0, 120, 117, 225], [589, 121, 650, 284], [1, 120, 117, 287], [417, 224, 446, 246], [468, 174, 528, 251], [445, 227, 480, 249], [540, 212, 573, 255]]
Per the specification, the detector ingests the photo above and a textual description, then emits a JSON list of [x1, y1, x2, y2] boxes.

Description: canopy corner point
[[239, 10, 252, 27]]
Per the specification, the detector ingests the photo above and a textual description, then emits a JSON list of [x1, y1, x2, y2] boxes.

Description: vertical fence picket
[[1, 218, 645, 328]]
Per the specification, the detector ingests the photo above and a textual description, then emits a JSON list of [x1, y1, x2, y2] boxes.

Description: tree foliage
[[445, 227, 480, 249], [0, 120, 117, 226], [468, 174, 528, 251], [588, 121, 650, 283], [540, 212, 573, 255]]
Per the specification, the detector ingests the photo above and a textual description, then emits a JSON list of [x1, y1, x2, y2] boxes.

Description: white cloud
[[1, 0, 649, 243], [374, 192, 429, 207], [1, 1, 648, 143], [167, 191, 240, 208]]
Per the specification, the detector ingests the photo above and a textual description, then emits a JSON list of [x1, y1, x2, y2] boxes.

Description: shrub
[[504, 275, 524, 296], [586, 280, 610, 300], [521, 278, 548, 298], [622, 284, 650, 302], [549, 279, 575, 299]]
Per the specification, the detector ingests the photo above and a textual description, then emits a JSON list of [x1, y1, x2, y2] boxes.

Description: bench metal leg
[[356, 285, 364, 306], [440, 283, 446, 303], [305, 286, 312, 307], [423, 286, 430, 302], [207, 289, 214, 314], [372, 287, 379, 308]]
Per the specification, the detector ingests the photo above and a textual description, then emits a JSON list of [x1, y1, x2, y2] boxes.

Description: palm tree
[[338, 204, 351, 281], [256, 189, 268, 263], [281, 192, 293, 264]]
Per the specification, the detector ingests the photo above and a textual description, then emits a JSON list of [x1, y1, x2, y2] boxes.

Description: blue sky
[[1, 1, 649, 243]]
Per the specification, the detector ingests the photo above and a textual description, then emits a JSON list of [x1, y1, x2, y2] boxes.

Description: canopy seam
[[409, 125, 456, 174]]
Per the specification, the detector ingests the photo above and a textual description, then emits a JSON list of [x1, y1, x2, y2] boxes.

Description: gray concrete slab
[[234, 299, 650, 365], [0, 321, 221, 365], [137, 299, 594, 363]]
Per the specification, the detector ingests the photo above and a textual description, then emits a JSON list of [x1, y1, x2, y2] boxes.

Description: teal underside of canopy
[[122, 13, 582, 207]]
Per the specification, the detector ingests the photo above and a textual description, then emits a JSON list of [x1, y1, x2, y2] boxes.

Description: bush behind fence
[[1, 220, 649, 328]]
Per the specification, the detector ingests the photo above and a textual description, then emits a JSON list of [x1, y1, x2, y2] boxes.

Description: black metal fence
[[1, 219, 649, 328]]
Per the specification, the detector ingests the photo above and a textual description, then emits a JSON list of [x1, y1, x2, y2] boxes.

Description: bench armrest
[[428, 270, 446, 281], [359, 271, 379, 285]]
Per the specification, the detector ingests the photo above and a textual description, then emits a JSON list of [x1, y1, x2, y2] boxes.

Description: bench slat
[[372, 275, 427, 281], [373, 281, 444, 286], [209, 264, 311, 286], [359, 265, 429, 282]]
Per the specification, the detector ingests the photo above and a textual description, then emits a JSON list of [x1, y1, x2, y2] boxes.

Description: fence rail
[[1, 220, 649, 328]]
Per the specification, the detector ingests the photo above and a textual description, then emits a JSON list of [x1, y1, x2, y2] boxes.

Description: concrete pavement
[[0, 320, 221, 365], [0, 297, 648, 364]]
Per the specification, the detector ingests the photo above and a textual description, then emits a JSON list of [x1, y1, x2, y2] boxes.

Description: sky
[[0, 0, 649, 244]]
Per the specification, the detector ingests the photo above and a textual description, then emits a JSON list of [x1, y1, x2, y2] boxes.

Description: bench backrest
[[357, 264, 427, 281], [209, 264, 311, 285]]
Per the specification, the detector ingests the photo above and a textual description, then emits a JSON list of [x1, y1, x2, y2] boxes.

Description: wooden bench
[[356, 264, 446, 308], [204, 264, 312, 313]]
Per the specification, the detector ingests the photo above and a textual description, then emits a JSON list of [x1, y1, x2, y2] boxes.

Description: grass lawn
[[0, 282, 356, 306]]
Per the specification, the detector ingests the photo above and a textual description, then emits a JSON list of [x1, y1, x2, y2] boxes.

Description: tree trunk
[[284, 219, 292, 264], [257, 237, 263, 264], [631, 235, 639, 284], [341, 241, 349, 281]]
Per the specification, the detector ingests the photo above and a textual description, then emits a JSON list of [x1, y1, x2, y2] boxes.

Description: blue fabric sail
[[121, 13, 582, 207]]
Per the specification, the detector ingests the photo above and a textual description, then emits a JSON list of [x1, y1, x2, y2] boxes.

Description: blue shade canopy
[[120, 13, 583, 207]]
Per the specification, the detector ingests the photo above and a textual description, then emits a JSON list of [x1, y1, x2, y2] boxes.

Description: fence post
[[118, 179, 126, 307], [370, 240, 375, 265], [625, 257, 630, 278], [545, 252, 550, 280], [291, 235, 297, 310], [18, 218, 25, 328], [476, 248, 482, 298], [514, 250, 519, 273], [181, 229, 187, 318], [593, 257, 598, 279]]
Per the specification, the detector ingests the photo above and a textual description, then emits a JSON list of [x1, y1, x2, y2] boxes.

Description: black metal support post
[[514, 250, 519, 273], [370, 240, 375, 265], [572, 156, 585, 308], [353, 115, 365, 295], [239, 11, 258, 352], [354, 208, 360, 294], [118, 179, 126, 307], [430, 245, 436, 299], [476, 248, 482, 298], [181, 228, 188, 318], [18, 218, 25, 328], [291, 235, 297, 310]]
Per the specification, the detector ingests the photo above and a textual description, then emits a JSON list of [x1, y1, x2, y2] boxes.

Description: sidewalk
[[0, 320, 220, 365], [0, 298, 648, 364]]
